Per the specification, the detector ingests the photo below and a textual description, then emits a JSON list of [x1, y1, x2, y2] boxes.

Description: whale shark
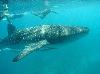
[[0, 24, 89, 62]]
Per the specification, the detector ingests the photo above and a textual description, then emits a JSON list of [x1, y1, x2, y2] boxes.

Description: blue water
[[0, 0, 100, 74]]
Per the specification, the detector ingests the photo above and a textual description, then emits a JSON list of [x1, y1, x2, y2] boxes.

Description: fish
[[0, 24, 89, 62]]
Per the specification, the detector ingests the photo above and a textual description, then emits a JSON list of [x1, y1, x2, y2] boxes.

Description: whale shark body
[[0, 24, 89, 62]]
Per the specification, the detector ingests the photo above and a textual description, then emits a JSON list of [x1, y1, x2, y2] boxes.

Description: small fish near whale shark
[[0, 24, 89, 62]]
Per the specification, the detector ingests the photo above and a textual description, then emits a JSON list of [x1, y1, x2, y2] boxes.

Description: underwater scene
[[0, 0, 100, 74]]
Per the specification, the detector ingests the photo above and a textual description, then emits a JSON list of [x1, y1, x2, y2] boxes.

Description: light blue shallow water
[[0, 1, 100, 74]]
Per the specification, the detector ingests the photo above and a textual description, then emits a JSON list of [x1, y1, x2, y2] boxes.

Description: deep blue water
[[0, 0, 100, 74]]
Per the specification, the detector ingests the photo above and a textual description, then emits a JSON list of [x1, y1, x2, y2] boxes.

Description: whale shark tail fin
[[12, 40, 49, 62]]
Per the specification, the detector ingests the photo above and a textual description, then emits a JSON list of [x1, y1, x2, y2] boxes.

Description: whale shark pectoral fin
[[12, 40, 49, 62]]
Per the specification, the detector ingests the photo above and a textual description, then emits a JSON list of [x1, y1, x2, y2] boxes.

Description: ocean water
[[0, 0, 100, 74]]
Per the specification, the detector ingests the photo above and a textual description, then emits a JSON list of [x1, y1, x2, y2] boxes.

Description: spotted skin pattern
[[0, 25, 89, 62]]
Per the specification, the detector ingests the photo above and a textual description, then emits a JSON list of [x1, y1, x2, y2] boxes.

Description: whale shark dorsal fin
[[12, 40, 49, 62], [7, 23, 16, 36]]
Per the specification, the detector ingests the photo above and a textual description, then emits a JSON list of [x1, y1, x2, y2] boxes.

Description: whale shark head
[[68, 26, 89, 35], [44, 25, 89, 43], [63, 26, 89, 42]]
